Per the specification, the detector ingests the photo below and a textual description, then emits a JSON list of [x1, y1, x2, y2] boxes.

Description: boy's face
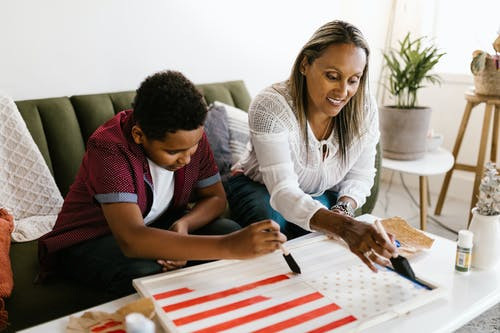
[[132, 125, 204, 171]]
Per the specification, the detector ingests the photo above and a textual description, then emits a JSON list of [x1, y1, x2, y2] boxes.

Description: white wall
[[0, 0, 391, 100], [1, 0, 495, 202], [377, 0, 500, 202]]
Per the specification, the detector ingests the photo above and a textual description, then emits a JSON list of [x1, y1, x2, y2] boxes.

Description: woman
[[225, 20, 396, 272]]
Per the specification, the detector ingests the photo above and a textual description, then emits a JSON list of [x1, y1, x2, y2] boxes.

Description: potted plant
[[470, 32, 500, 96], [468, 161, 500, 269], [379, 33, 445, 160]]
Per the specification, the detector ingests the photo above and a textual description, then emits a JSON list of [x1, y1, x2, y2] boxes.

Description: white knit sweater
[[233, 82, 379, 231]]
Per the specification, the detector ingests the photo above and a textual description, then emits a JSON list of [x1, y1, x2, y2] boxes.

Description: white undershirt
[[143, 158, 175, 225]]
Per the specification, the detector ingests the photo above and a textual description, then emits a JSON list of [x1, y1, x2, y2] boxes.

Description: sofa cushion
[[197, 81, 251, 111], [70, 91, 136, 143], [204, 104, 232, 180], [214, 101, 250, 164]]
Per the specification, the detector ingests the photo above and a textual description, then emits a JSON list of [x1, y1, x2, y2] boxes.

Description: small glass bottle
[[455, 230, 473, 273]]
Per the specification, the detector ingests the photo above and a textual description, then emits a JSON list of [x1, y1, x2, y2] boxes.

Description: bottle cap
[[458, 229, 473, 248], [125, 312, 155, 333]]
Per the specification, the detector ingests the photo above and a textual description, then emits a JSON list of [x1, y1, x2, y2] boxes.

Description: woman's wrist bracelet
[[330, 201, 355, 217]]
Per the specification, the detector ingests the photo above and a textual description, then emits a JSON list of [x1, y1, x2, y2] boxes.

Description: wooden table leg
[[426, 177, 431, 206], [420, 176, 427, 230], [491, 104, 499, 165], [468, 102, 494, 225], [435, 101, 476, 215]]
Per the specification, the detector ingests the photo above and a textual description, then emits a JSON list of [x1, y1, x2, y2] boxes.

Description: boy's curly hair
[[132, 70, 207, 140]]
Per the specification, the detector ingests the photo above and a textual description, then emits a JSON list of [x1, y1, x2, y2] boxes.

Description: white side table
[[382, 147, 454, 230]]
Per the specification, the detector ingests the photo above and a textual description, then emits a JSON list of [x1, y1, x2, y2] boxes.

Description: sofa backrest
[[15, 80, 251, 197]]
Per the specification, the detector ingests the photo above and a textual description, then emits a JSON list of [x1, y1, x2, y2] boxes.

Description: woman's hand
[[157, 220, 189, 272], [221, 219, 287, 259], [311, 209, 397, 272], [339, 217, 397, 272]]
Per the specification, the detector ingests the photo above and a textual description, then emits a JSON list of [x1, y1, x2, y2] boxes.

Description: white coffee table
[[382, 147, 454, 230], [19, 214, 499, 333]]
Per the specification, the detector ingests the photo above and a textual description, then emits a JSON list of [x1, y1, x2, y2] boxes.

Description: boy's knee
[[105, 260, 161, 296], [196, 218, 241, 235], [217, 218, 241, 234]]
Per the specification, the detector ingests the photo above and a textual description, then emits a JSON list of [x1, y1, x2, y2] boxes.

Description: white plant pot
[[468, 208, 500, 269], [379, 106, 431, 160]]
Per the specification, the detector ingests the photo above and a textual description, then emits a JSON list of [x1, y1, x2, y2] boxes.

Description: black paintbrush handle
[[390, 255, 416, 280], [283, 253, 301, 274], [280, 244, 301, 274]]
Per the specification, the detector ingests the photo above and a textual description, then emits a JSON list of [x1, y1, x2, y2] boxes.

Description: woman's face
[[301, 43, 366, 118]]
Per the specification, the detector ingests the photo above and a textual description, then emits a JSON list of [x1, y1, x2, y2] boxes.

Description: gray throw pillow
[[213, 101, 250, 165], [204, 103, 233, 180]]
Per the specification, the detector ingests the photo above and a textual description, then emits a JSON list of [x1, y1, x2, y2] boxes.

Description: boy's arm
[[171, 181, 227, 232], [102, 202, 225, 260], [101, 202, 284, 260]]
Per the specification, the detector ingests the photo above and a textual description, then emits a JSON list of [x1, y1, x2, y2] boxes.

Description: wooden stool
[[434, 91, 500, 226]]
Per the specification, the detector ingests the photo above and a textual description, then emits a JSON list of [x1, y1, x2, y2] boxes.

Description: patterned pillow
[[213, 101, 250, 164], [204, 103, 232, 180]]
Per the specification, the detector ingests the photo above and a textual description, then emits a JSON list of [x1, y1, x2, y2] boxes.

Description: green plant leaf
[[470, 52, 487, 75], [383, 32, 445, 108]]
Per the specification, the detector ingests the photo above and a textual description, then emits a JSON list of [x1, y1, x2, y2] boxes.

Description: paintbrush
[[374, 220, 416, 280], [280, 244, 301, 274]]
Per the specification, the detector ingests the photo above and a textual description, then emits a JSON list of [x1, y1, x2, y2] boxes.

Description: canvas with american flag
[[133, 233, 444, 333]]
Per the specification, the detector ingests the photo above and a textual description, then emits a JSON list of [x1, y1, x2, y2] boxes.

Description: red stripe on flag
[[90, 320, 122, 332], [163, 274, 289, 312], [307, 315, 357, 333], [252, 303, 341, 333], [192, 292, 323, 333], [174, 295, 270, 326], [154, 287, 193, 300]]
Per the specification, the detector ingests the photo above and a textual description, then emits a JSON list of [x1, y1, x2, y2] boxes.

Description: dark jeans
[[59, 214, 240, 297], [224, 174, 338, 239]]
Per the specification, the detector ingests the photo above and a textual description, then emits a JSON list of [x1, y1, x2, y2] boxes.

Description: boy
[[38, 71, 285, 296]]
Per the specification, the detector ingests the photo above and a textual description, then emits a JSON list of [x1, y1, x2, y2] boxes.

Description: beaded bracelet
[[330, 201, 355, 217]]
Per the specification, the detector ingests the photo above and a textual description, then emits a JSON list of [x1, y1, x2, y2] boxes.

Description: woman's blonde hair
[[288, 20, 370, 164]]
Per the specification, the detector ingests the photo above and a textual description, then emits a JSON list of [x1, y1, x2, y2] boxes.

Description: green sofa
[[7, 80, 380, 331]]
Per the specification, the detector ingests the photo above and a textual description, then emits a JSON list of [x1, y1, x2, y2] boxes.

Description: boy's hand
[[222, 219, 286, 259], [170, 220, 189, 235], [157, 220, 189, 272], [157, 259, 186, 272]]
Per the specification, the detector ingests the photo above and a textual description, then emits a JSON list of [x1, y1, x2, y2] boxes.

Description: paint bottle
[[455, 230, 473, 273], [125, 312, 155, 333]]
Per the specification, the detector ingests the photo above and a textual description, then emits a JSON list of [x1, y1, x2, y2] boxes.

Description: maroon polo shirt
[[38, 110, 220, 272]]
